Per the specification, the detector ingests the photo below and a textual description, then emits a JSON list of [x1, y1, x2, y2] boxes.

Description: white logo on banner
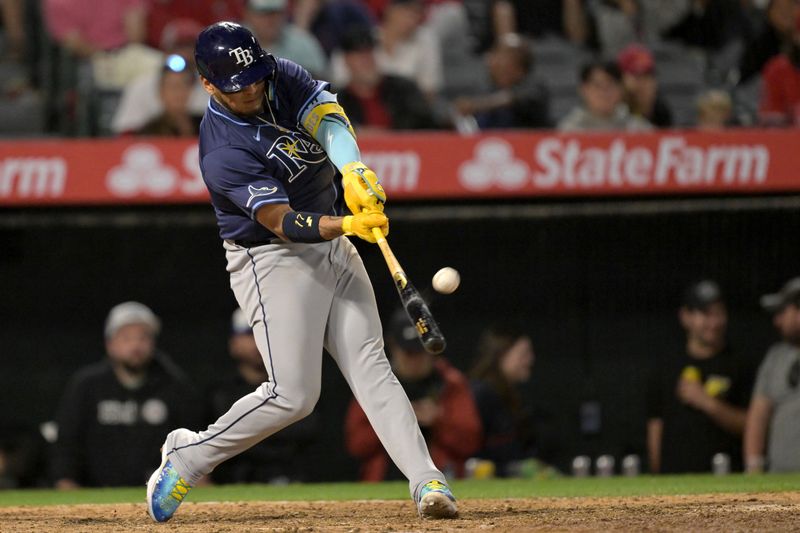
[[459, 138, 528, 191], [229, 47, 254, 66], [107, 144, 178, 197]]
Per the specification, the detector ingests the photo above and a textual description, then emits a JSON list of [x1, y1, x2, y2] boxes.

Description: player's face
[[106, 323, 156, 372], [581, 69, 622, 118], [774, 304, 800, 345], [203, 77, 266, 117], [500, 336, 534, 384], [229, 332, 262, 366], [681, 302, 727, 349]]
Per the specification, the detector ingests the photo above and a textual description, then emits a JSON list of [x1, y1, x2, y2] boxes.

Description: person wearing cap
[[111, 18, 209, 134], [333, 26, 439, 131], [244, 0, 328, 78], [206, 309, 320, 484], [51, 302, 201, 488], [744, 277, 800, 473], [616, 43, 673, 129], [645, 281, 755, 474], [345, 310, 481, 481]]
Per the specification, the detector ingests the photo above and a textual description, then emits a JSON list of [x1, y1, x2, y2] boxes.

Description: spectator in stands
[[646, 281, 755, 474], [451, 33, 550, 130], [587, 0, 691, 59], [469, 325, 554, 478], [345, 310, 481, 481], [111, 18, 207, 135], [375, 0, 443, 99], [208, 309, 320, 484], [334, 27, 438, 131], [492, 0, 589, 47], [759, 11, 800, 126], [1, 0, 26, 61], [244, 0, 328, 77], [617, 43, 673, 128], [744, 277, 800, 473], [558, 59, 652, 131], [51, 302, 202, 488], [137, 56, 202, 136], [43, 0, 162, 89], [292, 0, 375, 56], [739, 0, 799, 84], [144, 0, 242, 50], [696, 89, 733, 130]]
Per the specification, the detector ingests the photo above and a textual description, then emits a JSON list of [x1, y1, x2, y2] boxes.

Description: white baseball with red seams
[[432, 267, 460, 294]]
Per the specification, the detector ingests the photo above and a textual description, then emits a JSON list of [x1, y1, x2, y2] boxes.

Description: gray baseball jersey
[[752, 342, 800, 472], [161, 58, 444, 500]]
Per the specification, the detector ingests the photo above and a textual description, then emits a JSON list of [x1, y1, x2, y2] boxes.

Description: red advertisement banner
[[1, 129, 798, 206]]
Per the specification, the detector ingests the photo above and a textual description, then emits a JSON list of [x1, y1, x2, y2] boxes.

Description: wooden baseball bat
[[371, 227, 446, 354]]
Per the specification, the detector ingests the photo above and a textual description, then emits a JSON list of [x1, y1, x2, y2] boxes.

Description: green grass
[[2, 474, 798, 507]]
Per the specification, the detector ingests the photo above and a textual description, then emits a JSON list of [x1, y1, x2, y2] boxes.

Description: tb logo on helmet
[[229, 47, 254, 67]]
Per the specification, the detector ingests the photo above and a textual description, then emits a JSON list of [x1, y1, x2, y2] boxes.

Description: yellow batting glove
[[342, 210, 389, 243], [342, 161, 386, 215]]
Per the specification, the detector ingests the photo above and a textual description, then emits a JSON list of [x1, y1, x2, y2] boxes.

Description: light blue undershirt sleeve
[[315, 118, 361, 172]]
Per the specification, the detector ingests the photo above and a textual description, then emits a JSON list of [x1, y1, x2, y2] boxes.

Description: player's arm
[[698, 396, 748, 435], [300, 90, 387, 214], [255, 203, 388, 243], [743, 393, 773, 473]]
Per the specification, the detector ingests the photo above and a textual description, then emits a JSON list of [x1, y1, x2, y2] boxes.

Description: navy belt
[[231, 238, 281, 248]]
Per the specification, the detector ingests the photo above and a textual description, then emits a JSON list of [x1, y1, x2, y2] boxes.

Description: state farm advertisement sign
[[0, 130, 798, 205]]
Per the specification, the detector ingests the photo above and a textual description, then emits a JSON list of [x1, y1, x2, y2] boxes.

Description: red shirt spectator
[[44, 0, 146, 52], [145, 0, 243, 49], [759, 54, 800, 126], [346, 358, 482, 481]]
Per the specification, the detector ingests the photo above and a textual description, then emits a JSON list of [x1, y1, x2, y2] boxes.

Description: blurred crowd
[[2, 275, 799, 488], [2, 0, 800, 137]]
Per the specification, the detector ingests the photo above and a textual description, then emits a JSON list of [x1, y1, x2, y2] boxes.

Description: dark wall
[[1, 203, 798, 480]]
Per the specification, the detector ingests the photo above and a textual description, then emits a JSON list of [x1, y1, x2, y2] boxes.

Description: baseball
[[432, 267, 460, 294]]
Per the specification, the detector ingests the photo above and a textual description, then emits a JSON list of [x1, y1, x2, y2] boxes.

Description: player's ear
[[200, 76, 216, 96]]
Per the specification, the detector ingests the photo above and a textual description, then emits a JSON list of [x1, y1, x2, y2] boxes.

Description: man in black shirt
[[646, 281, 754, 473], [52, 302, 201, 488]]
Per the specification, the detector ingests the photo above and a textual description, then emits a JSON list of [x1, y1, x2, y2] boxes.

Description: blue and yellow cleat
[[417, 480, 458, 519], [146, 450, 192, 522]]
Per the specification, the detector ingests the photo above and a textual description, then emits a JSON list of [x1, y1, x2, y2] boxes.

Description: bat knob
[[423, 337, 446, 354]]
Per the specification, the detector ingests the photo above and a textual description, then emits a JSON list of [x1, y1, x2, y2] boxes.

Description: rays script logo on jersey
[[246, 184, 278, 207], [229, 47, 254, 67], [266, 132, 326, 183]]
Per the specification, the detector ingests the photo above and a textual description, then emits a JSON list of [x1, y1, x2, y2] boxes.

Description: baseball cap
[[760, 277, 800, 313], [104, 301, 161, 339], [247, 0, 288, 12], [682, 280, 724, 311], [386, 309, 425, 353], [231, 307, 253, 335], [617, 44, 655, 76]]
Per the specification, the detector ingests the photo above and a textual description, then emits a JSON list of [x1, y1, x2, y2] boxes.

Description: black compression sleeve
[[281, 211, 325, 243]]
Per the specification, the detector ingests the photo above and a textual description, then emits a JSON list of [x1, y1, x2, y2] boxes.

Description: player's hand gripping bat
[[371, 227, 446, 354]]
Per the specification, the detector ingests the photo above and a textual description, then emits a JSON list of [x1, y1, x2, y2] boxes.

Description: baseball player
[[146, 22, 457, 522]]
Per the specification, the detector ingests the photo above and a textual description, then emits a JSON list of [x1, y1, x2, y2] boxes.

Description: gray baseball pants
[[165, 236, 444, 499]]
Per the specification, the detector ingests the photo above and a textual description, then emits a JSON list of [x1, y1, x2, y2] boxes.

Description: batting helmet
[[195, 22, 276, 93]]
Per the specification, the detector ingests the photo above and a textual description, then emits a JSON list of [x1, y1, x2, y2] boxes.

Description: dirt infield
[[2, 492, 799, 532]]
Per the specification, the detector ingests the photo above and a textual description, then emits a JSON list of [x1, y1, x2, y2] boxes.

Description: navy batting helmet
[[195, 22, 275, 93]]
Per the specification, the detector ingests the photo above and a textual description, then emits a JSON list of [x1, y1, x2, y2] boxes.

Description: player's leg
[[323, 237, 456, 517], [148, 241, 335, 521]]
